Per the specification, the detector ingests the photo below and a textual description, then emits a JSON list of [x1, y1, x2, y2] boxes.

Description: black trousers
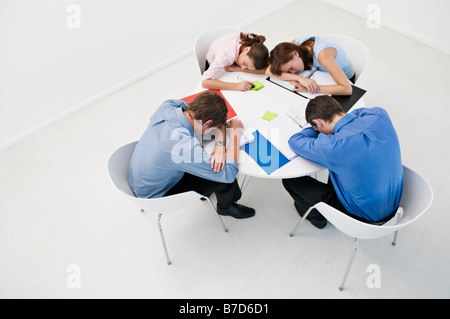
[[283, 176, 398, 225], [164, 173, 242, 209], [282, 176, 349, 216]]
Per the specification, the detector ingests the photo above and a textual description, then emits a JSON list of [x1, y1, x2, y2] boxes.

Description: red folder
[[181, 90, 237, 121]]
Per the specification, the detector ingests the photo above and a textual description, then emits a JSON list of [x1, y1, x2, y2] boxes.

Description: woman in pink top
[[202, 32, 269, 91]]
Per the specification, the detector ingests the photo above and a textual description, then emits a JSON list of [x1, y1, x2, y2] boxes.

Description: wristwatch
[[215, 141, 225, 147]]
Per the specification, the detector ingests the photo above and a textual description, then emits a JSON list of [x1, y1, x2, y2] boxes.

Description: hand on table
[[234, 81, 254, 91], [289, 76, 320, 93]]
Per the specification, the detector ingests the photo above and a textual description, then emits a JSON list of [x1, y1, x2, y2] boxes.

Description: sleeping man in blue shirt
[[283, 95, 403, 229], [129, 91, 255, 219]]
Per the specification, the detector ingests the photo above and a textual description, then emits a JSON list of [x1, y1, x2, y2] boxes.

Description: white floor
[[1, 0, 450, 299]]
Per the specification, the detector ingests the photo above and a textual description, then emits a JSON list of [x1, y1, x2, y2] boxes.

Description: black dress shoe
[[294, 202, 327, 229], [217, 203, 255, 219]]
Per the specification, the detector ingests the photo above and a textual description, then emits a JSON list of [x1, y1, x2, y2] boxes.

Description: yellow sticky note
[[251, 81, 264, 91], [263, 111, 278, 121]]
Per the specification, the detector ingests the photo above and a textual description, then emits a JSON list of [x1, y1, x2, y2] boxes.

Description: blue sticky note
[[243, 130, 290, 175]]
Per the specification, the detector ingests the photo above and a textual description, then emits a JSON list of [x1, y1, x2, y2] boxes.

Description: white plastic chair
[[325, 35, 370, 85], [289, 165, 433, 291], [194, 26, 241, 75], [107, 141, 229, 265]]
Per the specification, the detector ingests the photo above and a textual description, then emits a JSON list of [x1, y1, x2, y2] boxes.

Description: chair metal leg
[[157, 213, 172, 265], [392, 208, 403, 246], [339, 238, 359, 291], [240, 174, 247, 189], [240, 176, 253, 193], [204, 197, 229, 233], [289, 206, 315, 237], [392, 231, 399, 246]]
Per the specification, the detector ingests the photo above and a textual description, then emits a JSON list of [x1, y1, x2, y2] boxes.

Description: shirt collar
[[176, 102, 194, 136], [334, 112, 357, 133]]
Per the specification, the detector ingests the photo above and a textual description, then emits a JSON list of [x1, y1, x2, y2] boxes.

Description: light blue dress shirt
[[288, 107, 403, 222], [129, 99, 239, 199], [295, 36, 355, 79]]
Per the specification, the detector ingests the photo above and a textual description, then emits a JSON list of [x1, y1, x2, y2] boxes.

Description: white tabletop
[[193, 71, 365, 179]]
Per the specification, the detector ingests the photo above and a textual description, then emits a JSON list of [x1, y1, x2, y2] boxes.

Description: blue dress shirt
[[129, 99, 239, 199], [288, 107, 403, 221]]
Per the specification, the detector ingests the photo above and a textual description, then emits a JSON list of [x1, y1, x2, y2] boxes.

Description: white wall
[[0, 0, 295, 152], [321, 0, 450, 54]]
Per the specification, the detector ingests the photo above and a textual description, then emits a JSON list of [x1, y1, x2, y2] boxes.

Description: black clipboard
[[266, 77, 366, 113]]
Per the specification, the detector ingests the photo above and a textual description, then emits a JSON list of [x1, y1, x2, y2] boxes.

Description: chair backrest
[[324, 35, 369, 85], [107, 141, 203, 213], [316, 165, 433, 240], [107, 141, 138, 197], [194, 26, 241, 75], [397, 166, 434, 224]]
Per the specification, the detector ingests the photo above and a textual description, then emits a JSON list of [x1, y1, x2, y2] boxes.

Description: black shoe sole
[[217, 205, 255, 219]]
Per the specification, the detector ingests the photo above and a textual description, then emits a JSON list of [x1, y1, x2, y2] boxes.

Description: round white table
[[192, 71, 365, 180]]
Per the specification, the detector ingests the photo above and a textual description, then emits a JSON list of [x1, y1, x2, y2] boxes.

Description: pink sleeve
[[201, 33, 240, 82], [201, 56, 233, 81]]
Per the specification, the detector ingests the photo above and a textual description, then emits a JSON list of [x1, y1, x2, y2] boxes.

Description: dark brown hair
[[305, 95, 344, 126], [187, 91, 228, 127], [239, 32, 269, 70], [269, 42, 313, 76]]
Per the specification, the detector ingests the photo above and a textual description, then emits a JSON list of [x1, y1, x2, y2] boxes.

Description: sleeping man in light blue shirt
[[283, 95, 403, 229], [129, 91, 255, 219]]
